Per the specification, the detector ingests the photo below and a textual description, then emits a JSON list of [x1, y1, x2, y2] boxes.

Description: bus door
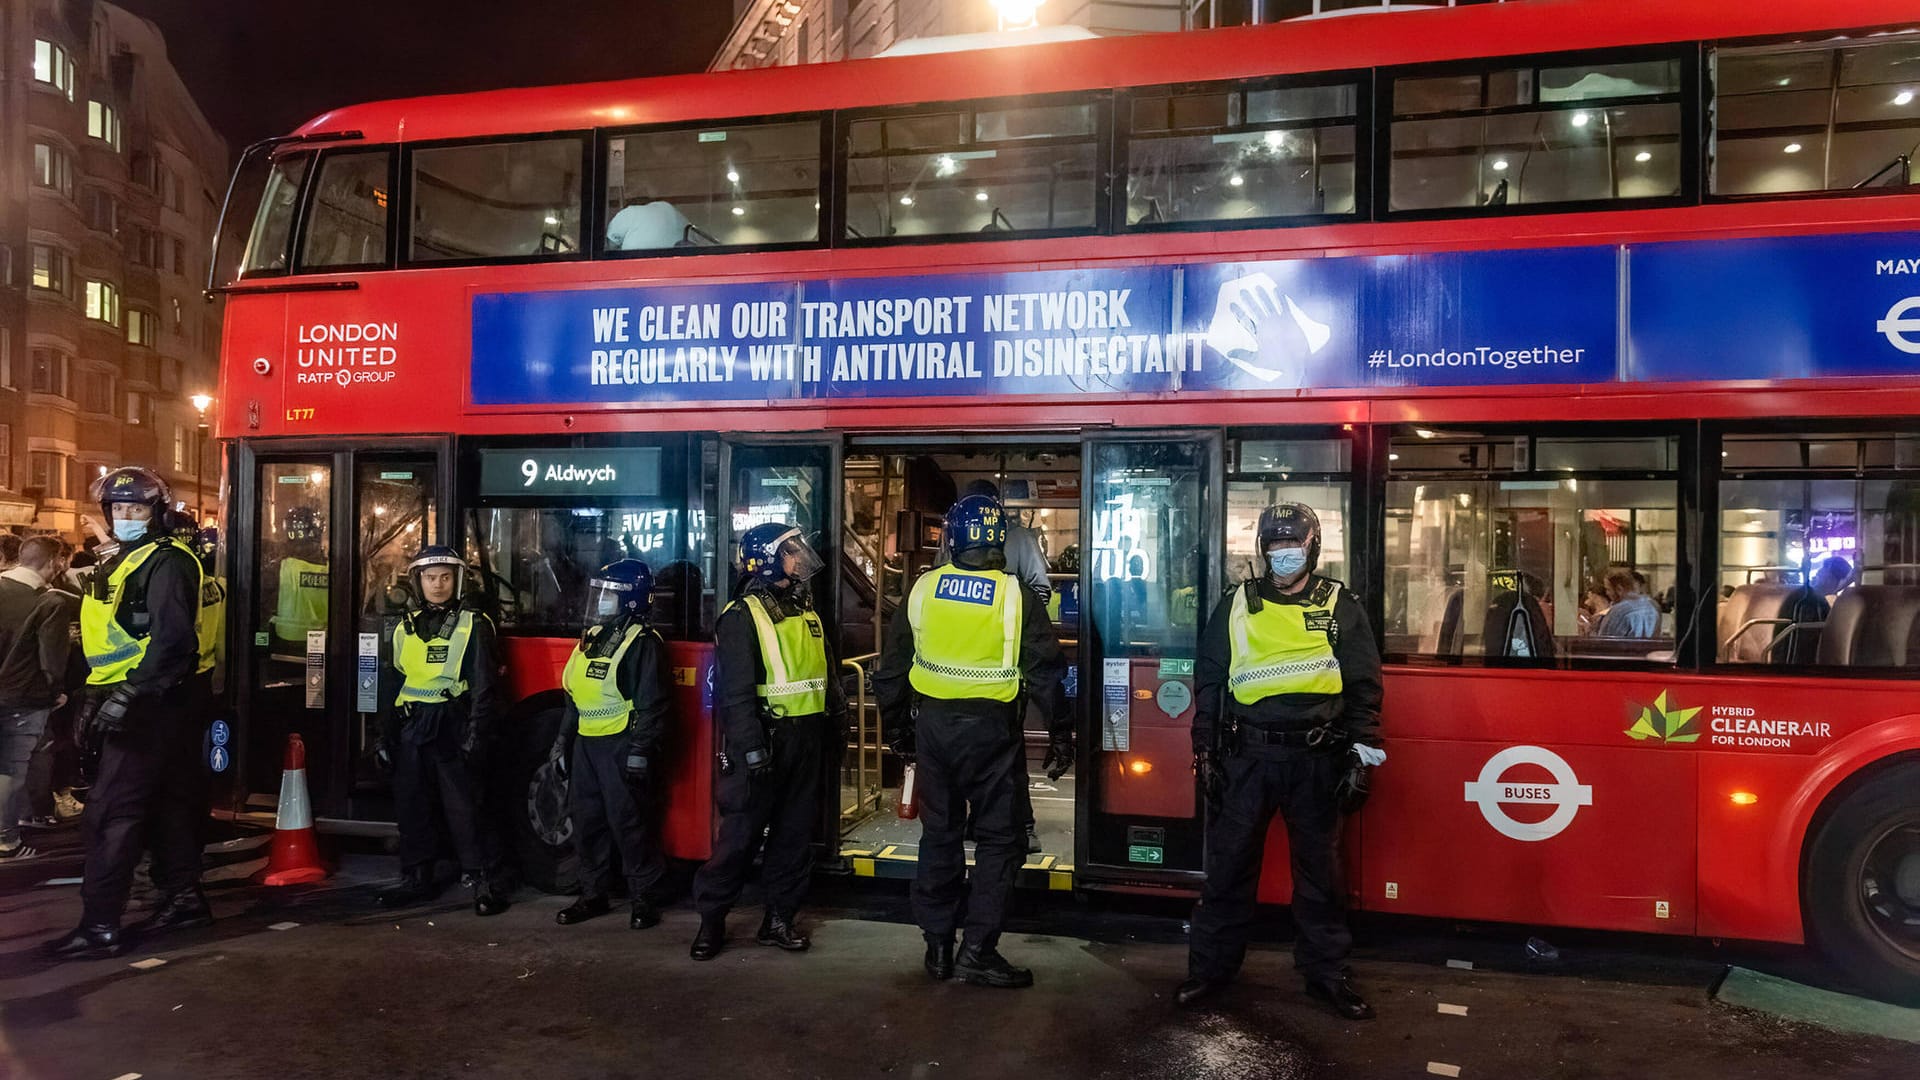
[[717, 437, 842, 853], [1078, 433, 1221, 887], [232, 440, 449, 821]]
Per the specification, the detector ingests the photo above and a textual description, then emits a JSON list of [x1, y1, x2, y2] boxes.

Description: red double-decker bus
[[206, 0, 1920, 1000]]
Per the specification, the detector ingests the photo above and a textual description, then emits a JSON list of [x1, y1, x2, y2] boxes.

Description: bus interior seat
[[1816, 585, 1920, 668], [1719, 583, 1827, 664], [1435, 587, 1466, 657], [1482, 588, 1555, 660]]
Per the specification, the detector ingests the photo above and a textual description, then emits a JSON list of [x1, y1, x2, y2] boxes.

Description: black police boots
[[923, 932, 954, 981], [690, 914, 726, 960], [128, 888, 213, 936], [1306, 976, 1375, 1021], [472, 874, 510, 918], [555, 895, 612, 925], [376, 866, 443, 909], [1174, 977, 1229, 1007], [630, 897, 660, 930], [41, 924, 124, 960], [953, 943, 1033, 989], [756, 911, 809, 951]]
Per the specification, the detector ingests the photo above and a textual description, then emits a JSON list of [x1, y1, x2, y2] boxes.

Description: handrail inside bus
[[205, 130, 366, 299]]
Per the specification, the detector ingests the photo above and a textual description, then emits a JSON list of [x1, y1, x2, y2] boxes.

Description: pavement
[[2, 823, 1917, 1080]]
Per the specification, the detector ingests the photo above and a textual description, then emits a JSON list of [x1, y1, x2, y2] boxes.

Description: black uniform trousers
[[392, 720, 489, 877], [80, 689, 207, 927], [913, 697, 1026, 952], [691, 713, 827, 918], [570, 731, 665, 901], [1187, 747, 1351, 984]]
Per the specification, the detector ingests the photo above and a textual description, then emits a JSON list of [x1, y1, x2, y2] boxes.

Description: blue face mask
[[1267, 547, 1309, 579], [112, 518, 148, 543]]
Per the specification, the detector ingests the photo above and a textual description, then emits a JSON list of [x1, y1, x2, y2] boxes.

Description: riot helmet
[[586, 558, 654, 624], [91, 466, 172, 545], [1255, 502, 1321, 585], [284, 505, 323, 545], [738, 522, 823, 585], [407, 544, 467, 609], [946, 493, 1007, 560]]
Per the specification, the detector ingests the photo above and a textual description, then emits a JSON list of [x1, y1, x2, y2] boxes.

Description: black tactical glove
[[549, 732, 572, 781], [886, 706, 917, 762], [374, 740, 396, 776], [1194, 751, 1227, 817], [86, 684, 141, 736], [458, 715, 482, 763], [742, 744, 773, 779], [622, 739, 652, 783], [1042, 731, 1075, 781], [1335, 761, 1372, 815]]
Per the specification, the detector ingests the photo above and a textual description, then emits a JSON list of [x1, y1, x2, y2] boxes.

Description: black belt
[[1235, 722, 1338, 749]]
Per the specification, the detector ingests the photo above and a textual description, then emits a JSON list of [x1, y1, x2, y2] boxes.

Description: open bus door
[[716, 436, 843, 862], [228, 438, 452, 822], [1076, 433, 1221, 888]]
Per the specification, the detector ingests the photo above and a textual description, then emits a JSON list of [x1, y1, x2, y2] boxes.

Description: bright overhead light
[[731, 206, 745, 216], [542, 215, 558, 225], [1263, 130, 1286, 149], [1228, 174, 1244, 187], [1491, 158, 1509, 171], [975, 190, 989, 202], [900, 195, 914, 206], [1414, 428, 1437, 439], [934, 155, 958, 177], [726, 169, 740, 183], [1634, 150, 1652, 163], [1776, 77, 1792, 87], [1784, 142, 1803, 154], [1896, 89, 1916, 106], [1571, 111, 1590, 128]]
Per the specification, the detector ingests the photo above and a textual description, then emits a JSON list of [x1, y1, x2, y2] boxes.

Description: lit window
[[84, 280, 120, 326], [126, 308, 155, 347], [87, 101, 121, 151], [32, 40, 76, 101], [29, 245, 69, 295], [32, 142, 74, 198]]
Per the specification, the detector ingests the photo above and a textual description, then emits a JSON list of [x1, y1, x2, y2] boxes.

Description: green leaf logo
[[1625, 690, 1702, 744]]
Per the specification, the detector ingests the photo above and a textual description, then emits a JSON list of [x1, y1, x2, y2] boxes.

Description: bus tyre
[[1804, 762, 1920, 1006], [496, 702, 579, 895]]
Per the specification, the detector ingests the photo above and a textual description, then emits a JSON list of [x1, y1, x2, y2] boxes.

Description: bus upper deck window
[[408, 136, 585, 264], [299, 149, 392, 271], [1713, 37, 1920, 196], [843, 97, 1103, 242], [603, 119, 822, 253], [1388, 54, 1684, 213], [1126, 80, 1358, 229], [240, 152, 311, 275]]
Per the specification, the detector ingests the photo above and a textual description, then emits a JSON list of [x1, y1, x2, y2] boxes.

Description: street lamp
[[190, 393, 213, 523]]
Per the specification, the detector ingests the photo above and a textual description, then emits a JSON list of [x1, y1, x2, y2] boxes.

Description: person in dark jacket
[[1176, 503, 1385, 1019], [375, 545, 511, 916], [689, 522, 848, 960], [0, 536, 75, 858], [43, 467, 206, 959], [553, 559, 673, 930]]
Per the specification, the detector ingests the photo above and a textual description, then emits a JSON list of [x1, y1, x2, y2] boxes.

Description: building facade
[[2, 0, 226, 540], [711, 0, 1513, 69]]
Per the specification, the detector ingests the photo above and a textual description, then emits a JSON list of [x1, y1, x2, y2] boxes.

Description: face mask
[[1267, 547, 1309, 579], [593, 593, 622, 619], [113, 518, 147, 543]]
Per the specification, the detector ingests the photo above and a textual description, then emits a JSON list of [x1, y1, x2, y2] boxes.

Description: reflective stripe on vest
[[906, 566, 1022, 702], [561, 623, 647, 736], [272, 556, 328, 646], [392, 609, 476, 706], [1226, 584, 1343, 705], [81, 539, 203, 687], [736, 593, 828, 717], [196, 576, 227, 675]]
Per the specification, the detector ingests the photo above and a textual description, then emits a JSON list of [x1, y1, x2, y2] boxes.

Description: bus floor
[[838, 759, 1075, 892]]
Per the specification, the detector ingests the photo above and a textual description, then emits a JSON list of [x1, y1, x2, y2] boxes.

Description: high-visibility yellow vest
[[392, 609, 477, 706], [906, 566, 1022, 703], [196, 576, 227, 675], [733, 593, 828, 717], [561, 622, 650, 736], [1226, 581, 1343, 705], [81, 540, 203, 687], [272, 556, 328, 646]]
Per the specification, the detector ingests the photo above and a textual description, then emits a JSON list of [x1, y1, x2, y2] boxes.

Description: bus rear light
[[1729, 791, 1759, 806], [1127, 759, 1152, 776]]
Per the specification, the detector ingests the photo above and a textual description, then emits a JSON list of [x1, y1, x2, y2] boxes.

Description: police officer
[[175, 522, 224, 699], [875, 493, 1062, 989], [376, 546, 510, 916], [1176, 503, 1384, 1019], [553, 559, 671, 929], [690, 523, 847, 961], [270, 505, 327, 650], [43, 467, 207, 958]]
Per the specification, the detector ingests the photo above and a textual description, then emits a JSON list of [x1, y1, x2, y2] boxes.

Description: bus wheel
[[1805, 762, 1920, 1005], [499, 703, 578, 895]]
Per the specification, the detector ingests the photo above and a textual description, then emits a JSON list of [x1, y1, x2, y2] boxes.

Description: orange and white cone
[[253, 733, 327, 885]]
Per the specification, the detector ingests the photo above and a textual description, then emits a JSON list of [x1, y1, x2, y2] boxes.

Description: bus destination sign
[[477, 447, 662, 498]]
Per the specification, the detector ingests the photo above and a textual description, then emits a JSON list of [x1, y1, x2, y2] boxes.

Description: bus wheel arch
[[1798, 750, 1920, 1005], [491, 690, 577, 895]]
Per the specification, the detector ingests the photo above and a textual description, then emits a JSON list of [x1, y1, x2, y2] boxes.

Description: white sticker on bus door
[[1101, 657, 1130, 752]]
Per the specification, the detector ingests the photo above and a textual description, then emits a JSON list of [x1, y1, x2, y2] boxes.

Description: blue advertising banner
[[469, 231, 1920, 407], [1628, 231, 1920, 383]]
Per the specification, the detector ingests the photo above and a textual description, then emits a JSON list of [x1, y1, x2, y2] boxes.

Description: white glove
[[1352, 744, 1386, 768]]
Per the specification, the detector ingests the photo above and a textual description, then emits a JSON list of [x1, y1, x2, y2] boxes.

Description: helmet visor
[[777, 536, 824, 582], [585, 579, 634, 621]]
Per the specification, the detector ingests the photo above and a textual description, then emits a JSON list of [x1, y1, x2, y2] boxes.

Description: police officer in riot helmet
[[43, 467, 209, 959], [377, 545, 511, 916], [1177, 503, 1385, 1019], [270, 505, 328, 649], [553, 559, 672, 929], [689, 522, 848, 961], [874, 493, 1063, 989]]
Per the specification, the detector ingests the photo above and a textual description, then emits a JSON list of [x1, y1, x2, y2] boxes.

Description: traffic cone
[[253, 733, 327, 885]]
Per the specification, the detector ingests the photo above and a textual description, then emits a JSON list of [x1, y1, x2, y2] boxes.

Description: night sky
[[113, 1, 737, 147]]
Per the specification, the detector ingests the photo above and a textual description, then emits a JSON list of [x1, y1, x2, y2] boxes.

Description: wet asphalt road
[[1, 827, 1915, 1080]]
